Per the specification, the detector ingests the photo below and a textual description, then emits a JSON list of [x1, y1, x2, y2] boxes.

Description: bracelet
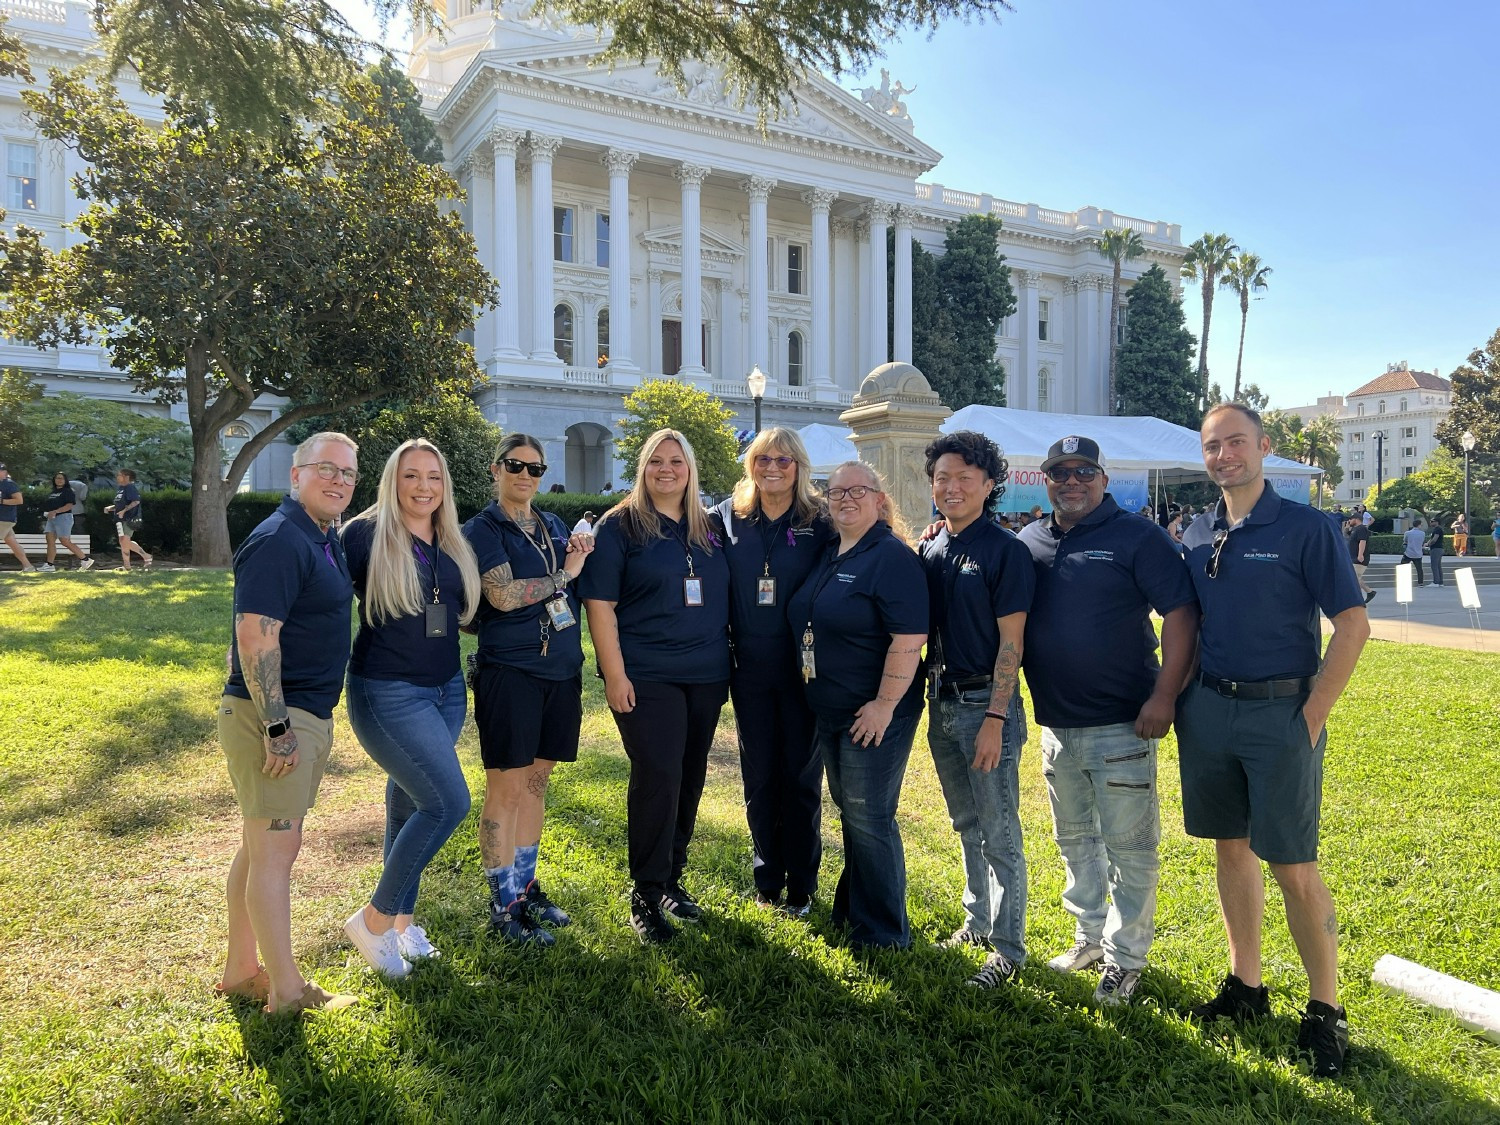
[[983, 710, 1006, 722]]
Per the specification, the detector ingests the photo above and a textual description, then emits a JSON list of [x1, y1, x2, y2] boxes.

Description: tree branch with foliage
[[617, 379, 741, 495]]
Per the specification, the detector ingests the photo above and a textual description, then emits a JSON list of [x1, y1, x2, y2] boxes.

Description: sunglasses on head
[[754, 455, 795, 469], [499, 458, 546, 478], [1046, 465, 1101, 484]]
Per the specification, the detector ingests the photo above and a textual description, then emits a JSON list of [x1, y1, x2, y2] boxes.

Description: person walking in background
[[578, 430, 730, 945], [1019, 435, 1198, 1007], [216, 432, 361, 1016], [785, 461, 927, 950], [1425, 517, 1446, 587], [918, 431, 1033, 987], [104, 468, 153, 571], [40, 471, 92, 571], [1402, 519, 1425, 587], [463, 435, 594, 947], [1451, 513, 1469, 557], [340, 439, 482, 977], [1177, 403, 1369, 1079], [1346, 513, 1375, 604], [713, 429, 834, 916], [0, 462, 38, 573]]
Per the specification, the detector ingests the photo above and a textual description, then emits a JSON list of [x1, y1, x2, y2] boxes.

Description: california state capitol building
[[1, 0, 1185, 491]]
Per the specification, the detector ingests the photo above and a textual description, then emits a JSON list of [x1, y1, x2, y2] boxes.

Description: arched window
[[1377, 399, 1386, 414], [596, 308, 609, 368], [221, 422, 253, 492], [1400, 397, 1408, 412], [787, 331, 804, 386], [1037, 368, 1051, 412], [553, 303, 574, 365], [1356, 403, 1365, 416]]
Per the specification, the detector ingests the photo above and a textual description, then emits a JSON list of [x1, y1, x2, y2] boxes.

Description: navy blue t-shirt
[[0, 477, 20, 523], [575, 509, 731, 684], [224, 496, 354, 719], [114, 483, 141, 521], [342, 518, 466, 687], [919, 517, 1034, 684], [1019, 495, 1198, 728], [711, 498, 835, 664], [44, 486, 74, 517], [463, 503, 583, 680], [1181, 483, 1363, 682], [785, 522, 928, 722]]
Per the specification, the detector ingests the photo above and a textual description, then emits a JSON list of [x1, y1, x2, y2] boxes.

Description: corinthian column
[[676, 163, 711, 376], [528, 132, 562, 363], [743, 175, 776, 378], [893, 205, 914, 364], [804, 188, 838, 386], [866, 202, 893, 370], [603, 149, 638, 371], [490, 126, 526, 359]]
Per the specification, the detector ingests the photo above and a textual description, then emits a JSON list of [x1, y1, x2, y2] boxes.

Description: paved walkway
[[1325, 576, 1499, 652]]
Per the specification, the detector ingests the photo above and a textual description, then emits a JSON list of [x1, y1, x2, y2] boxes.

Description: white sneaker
[[1094, 963, 1142, 1006], [1048, 939, 1105, 973], [344, 908, 411, 978], [38, 562, 55, 572], [79, 557, 95, 571], [397, 923, 440, 961]]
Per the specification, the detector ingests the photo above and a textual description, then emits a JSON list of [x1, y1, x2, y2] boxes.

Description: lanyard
[[412, 539, 441, 604], [755, 507, 797, 578], [666, 517, 697, 577], [518, 511, 559, 575]]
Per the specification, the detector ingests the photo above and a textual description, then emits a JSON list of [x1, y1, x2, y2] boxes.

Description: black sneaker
[[660, 883, 702, 923], [752, 889, 781, 909], [966, 951, 1020, 989], [782, 893, 813, 919], [939, 927, 994, 951], [630, 888, 677, 945], [489, 895, 556, 946], [524, 878, 571, 927], [1189, 973, 1270, 1022], [1297, 999, 1350, 1078]]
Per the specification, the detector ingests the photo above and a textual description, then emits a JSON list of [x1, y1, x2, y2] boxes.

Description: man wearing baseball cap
[[0, 463, 39, 573], [1018, 436, 1198, 1006]]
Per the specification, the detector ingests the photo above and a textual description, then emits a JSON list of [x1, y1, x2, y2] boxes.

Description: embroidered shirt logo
[[1082, 550, 1115, 561], [958, 558, 981, 576], [1244, 551, 1280, 561], [836, 572, 857, 583]]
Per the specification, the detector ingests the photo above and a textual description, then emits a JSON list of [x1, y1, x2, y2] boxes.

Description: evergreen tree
[[616, 379, 741, 494], [359, 57, 446, 166], [1114, 264, 1199, 428], [1436, 325, 1500, 495]]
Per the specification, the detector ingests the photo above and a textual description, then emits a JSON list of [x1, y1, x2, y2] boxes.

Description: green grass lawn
[[1, 573, 1497, 1123]]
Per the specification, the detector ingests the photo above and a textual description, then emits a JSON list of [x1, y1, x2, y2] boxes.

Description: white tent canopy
[[798, 423, 859, 476]]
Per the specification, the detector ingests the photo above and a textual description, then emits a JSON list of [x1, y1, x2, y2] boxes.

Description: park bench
[[1, 532, 93, 565]]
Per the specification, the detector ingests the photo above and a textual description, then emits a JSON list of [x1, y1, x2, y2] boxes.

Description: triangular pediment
[[640, 225, 745, 264]]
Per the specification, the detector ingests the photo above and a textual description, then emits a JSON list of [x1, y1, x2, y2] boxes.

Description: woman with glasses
[[785, 461, 927, 949], [712, 429, 833, 914], [577, 429, 730, 944], [462, 435, 594, 945], [340, 439, 482, 976]]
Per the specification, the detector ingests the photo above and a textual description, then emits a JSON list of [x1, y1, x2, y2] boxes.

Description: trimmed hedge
[[1369, 533, 1496, 557]]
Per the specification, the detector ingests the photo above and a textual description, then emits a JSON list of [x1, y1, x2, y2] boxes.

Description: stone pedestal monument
[[839, 362, 951, 537]]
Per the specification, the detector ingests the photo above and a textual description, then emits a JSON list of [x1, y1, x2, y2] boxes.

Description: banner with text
[[1002, 466, 1150, 514]]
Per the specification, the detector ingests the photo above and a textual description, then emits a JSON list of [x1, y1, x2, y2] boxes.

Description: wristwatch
[[263, 718, 291, 739]]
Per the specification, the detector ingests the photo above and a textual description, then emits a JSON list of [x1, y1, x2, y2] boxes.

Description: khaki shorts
[[218, 696, 334, 820]]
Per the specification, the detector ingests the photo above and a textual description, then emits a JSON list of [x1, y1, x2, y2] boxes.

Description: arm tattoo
[[248, 647, 286, 719], [267, 819, 295, 831], [989, 639, 1021, 712], [483, 563, 558, 612]]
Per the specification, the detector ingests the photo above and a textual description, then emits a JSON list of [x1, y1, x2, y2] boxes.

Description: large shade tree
[[1180, 232, 1237, 409], [1096, 228, 1145, 415], [0, 71, 494, 565], [1219, 251, 1272, 403], [95, 0, 1016, 133], [1435, 325, 1500, 502]]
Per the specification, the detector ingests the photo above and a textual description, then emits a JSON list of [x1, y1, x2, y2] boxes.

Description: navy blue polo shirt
[[711, 498, 836, 664], [462, 503, 583, 680], [1019, 495, 1198, 728], [0, 477, 20, 523], [919, 517, 1034, 683], [785, 522, 928, 722], [224, 495, 354, 719], [342, 518, 467, 687], [1181, 483, 1363, 682], [114, 483, 141, 520], [575, 509, 731, 684]]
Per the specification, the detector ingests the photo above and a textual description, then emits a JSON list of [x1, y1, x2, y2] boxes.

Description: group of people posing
[[212, 401, 1369, 1080]]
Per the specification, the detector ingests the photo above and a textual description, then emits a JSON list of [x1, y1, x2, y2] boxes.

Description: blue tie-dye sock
[[485, 865, 521, 907], [514, 844, 539, 891]]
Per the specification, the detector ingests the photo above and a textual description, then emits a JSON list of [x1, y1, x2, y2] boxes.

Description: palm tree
[[1301, 413, 1343, 507], [1220, 252, 1272, 403], [1096, 227, 1145, 414], [1180, 232, 1237, 409]]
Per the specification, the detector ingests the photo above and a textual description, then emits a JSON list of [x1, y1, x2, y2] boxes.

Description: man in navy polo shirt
[[1018, 435, 1198, 1007], [0, 462, 39, 573], [1178, 403, 1369, 1078], [919, 431, 1035, 988], [215, 431, 360, 1016]]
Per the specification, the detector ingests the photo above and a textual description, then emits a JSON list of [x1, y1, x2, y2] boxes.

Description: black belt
[[940, 676, 992, 697], [1198, 672, 1313, 700]]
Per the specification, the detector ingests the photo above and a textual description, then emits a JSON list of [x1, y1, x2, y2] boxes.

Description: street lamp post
[[746, 365, 767, 435], [1462, 430, 1476, 528], [1374, 430, 1385, 500]]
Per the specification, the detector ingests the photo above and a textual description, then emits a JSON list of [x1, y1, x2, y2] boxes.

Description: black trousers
[[730, 661, 823, 899], [1405, 555, 1425, 585], [611, 679, 729, 889]]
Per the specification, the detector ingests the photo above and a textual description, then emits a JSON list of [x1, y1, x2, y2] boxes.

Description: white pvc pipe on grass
[[1372, 954, 1500, 1044]]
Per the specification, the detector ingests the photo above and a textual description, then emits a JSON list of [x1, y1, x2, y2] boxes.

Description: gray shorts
[[45, 514, 74, 537], [1175, 680, 1325, 864]]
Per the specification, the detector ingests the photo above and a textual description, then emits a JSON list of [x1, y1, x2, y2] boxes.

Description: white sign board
[[1456, 567, 1483, 610], [1395, 560, 1414, 604]]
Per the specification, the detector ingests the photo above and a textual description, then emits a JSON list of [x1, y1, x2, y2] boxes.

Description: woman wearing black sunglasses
[[461, 434, 594, 946]]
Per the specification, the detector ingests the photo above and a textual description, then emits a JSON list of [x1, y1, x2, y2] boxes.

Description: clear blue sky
[[340, 0, 1499, 410]]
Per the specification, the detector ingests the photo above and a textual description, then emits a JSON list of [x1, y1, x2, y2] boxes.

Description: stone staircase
[[1363, 555, 1500, 588]]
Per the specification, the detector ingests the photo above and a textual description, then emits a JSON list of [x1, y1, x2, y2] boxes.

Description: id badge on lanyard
[[424, 601, 447, 638], [545, 594, 576, 630], [800, 627, 816, 681]]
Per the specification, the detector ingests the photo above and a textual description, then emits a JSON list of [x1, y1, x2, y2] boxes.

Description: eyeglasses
[[754, 455, 795, 469], [1046, 465, 1101, 484], [499, 458, 547, 478], [1205, 529, 1230, 578], [296, 461, 359, 485], [827, 485, 877, 501]]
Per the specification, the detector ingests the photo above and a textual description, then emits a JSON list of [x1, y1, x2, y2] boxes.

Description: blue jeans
[[347, 670, 471, 917], [1041, 723, 1160, 970], [817, 710, 918, 948], [927, 689, 1028, 963]]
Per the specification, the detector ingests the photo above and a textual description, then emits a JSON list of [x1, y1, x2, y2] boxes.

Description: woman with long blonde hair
[[339, 438, 482, 976], [712, 428, 833, 915], [578, 428, 731, 943]]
